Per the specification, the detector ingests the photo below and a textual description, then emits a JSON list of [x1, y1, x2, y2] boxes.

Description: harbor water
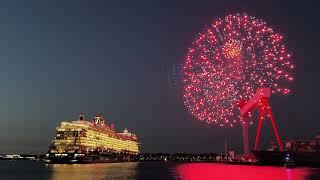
[[0, 161, 320, 180]]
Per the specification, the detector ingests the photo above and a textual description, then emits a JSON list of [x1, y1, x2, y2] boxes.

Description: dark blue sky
[[0, 0, 319, 154]]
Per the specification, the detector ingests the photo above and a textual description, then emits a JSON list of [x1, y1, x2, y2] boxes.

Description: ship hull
[[44, 152, 138, 164], [254, 151, 320, 167], [44, 158, 117, 164]]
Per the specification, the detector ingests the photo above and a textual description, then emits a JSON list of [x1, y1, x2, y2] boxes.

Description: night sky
[[0, 0, 319, 154]]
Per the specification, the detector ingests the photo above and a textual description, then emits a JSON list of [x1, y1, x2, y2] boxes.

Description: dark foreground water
[[1, 161, 320, 180]]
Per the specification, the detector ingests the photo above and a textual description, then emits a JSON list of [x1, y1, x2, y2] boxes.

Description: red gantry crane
[[238, 88, 283, 154]]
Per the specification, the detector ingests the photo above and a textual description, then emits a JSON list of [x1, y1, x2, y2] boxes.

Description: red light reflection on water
[[174, 163, 316, 180]]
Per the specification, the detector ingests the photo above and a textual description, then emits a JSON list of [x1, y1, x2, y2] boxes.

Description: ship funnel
[[79, 115, 84, 121], [123, 128, 129, 133]]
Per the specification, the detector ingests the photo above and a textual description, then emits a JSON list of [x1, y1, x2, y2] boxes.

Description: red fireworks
[[182, 14, 294, 127]]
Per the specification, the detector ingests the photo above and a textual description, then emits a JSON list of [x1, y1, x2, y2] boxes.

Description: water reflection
[[173, 163, 319, 180], [48, 162, 138, 180]]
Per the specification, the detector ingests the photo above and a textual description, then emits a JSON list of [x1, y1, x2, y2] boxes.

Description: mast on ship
[[94, 114, 105, 125]]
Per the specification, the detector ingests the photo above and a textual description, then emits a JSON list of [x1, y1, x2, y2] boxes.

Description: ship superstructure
[[45, 115, 139, 163]]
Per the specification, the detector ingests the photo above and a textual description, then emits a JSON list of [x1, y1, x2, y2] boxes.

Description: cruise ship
[[45, 115, 139, 163]]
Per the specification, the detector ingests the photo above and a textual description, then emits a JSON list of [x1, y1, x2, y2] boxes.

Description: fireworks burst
[[164, 64, 183, 90], [182, 13, 294, 127], [222, 39, 242, 59]]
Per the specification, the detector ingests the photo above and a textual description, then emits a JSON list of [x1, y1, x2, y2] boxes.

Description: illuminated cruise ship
[[45, 115, 139, 163]]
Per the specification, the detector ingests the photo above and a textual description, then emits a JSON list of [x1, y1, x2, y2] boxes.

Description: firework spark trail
[[183, 14, 294, 127]]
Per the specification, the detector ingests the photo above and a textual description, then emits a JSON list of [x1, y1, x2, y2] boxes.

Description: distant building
[[5, 154, 22, 159], [228, 149, 235, 159], [286, 134, 320, 153], [268, 140, 278, 151]]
